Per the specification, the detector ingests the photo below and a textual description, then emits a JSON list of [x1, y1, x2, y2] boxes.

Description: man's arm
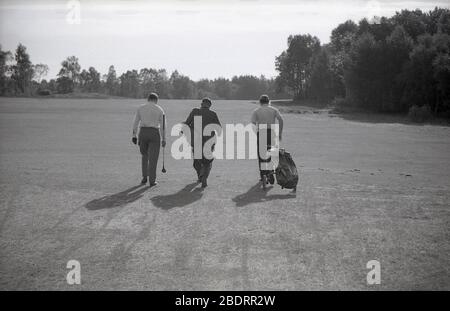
[[160, 112, 167, 147], [184, 110, 194, 127], [251, 110, 257, 125], [180, 110, 195, 137], [250, 110, 259, 134], [275, 110, 284, 141], [213, 112, 223, 136], [132, 109, 140, 137]]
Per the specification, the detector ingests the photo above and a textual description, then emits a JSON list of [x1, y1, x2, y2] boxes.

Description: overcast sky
[[0, 0, 448, 80]]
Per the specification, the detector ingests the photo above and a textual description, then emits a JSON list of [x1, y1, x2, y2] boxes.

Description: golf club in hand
[[162, 114, 167, 173], [162, 154, 166, 173]]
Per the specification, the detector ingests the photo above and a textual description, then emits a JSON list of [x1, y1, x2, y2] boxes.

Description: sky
[[0, 0, 448, 80]]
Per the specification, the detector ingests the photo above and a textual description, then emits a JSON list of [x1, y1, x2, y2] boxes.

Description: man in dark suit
[[183, 98, 222, 188]]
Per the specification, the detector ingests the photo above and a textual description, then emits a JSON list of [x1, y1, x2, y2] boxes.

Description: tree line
[[0, 46, 287, 100], [1, 7, 449, 116], [275, 7, 450, 115]]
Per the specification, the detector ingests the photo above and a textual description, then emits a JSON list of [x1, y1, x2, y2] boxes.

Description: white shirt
[[132, 102, 166, 136], [251, 104, 282, 126]]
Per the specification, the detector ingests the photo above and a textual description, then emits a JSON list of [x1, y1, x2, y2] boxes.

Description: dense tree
[[344, 26, 413, 112], [275, 34, 321, 99], [308, 48, 334, 102], [330, 20, 358, 54], [32, 64, 49, 83], [119, 70, 140, 98], [383, 26, 414, 111], [401, 33, 450, 114], [213, 78, 234, 99], [87, 66, 101, 92], [0, 45, 13, 95], [437, 9, 450, 35], [170, 70, 194, 99], [56, 56, 81, 93], [329, 21, 359, 98], [196, 79, 216, 98], [47, 79, 57, 93], [138, 68, 172, 98], [344, 32, 380, 110], [270, 7, 450, 115], [392, 9, 428, 41], [152, 69, 171, 98], [231, 75, 268, 100], [105, 65, 118, 96], [433, 51, 450, 114], [79, 69, 89, 89], [139, 68, 158, 97], [11, 44, 33, 95], [58, 56, 81, 84], [80, 66, 101, 92], [56, 76, 74, 94]]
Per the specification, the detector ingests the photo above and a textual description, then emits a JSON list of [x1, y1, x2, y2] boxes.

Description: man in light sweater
[[132, 92, 166, 186], [251, 94, 284, 187]]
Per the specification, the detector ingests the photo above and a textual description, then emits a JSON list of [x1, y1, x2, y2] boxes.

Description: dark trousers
[[192, 142, 214, 181], [139, 127, 160, 182], [193, 159, 212, 181], [257, 129, 273, 177]]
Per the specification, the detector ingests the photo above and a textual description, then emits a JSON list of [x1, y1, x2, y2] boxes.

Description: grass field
[[0, 97, 449, 290]]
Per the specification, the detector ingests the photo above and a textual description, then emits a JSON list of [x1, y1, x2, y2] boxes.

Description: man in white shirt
[[251, 94, 284, 187], [132, 92, 166, 186]]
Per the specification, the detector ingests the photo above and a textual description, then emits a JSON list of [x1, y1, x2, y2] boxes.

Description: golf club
[[162, 114, 167, 173], [162, 149, 166, 173]]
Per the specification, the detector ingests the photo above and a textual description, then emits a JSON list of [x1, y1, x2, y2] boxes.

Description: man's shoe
[[149, 181, 158, 187], [141, 177, 147, 185]]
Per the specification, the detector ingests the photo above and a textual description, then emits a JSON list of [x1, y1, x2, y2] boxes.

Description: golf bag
[[275, 149, 298, 190]]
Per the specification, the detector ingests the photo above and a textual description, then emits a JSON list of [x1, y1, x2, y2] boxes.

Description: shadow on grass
[[151, 182, 203, 210], [232, 183, 296, 207], [85, 185, 149, 210], [333, 112, 450, 126]]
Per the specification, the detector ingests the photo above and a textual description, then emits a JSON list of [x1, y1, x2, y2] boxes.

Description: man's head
[[147, 92, 159, 103], [201, 97, 212, 108], [259, 94, 270, 105]]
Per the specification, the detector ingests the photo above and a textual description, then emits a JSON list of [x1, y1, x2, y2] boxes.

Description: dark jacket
[[184, 107, 221, 146]]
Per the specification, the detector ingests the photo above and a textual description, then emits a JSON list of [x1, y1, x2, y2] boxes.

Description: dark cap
[[259, 94, 270, 104], [147, 92, 159, 102], [201, 97, 212, 108]]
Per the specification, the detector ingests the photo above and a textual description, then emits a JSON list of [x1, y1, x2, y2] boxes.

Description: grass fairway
[[0, 97, 449, 290]]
